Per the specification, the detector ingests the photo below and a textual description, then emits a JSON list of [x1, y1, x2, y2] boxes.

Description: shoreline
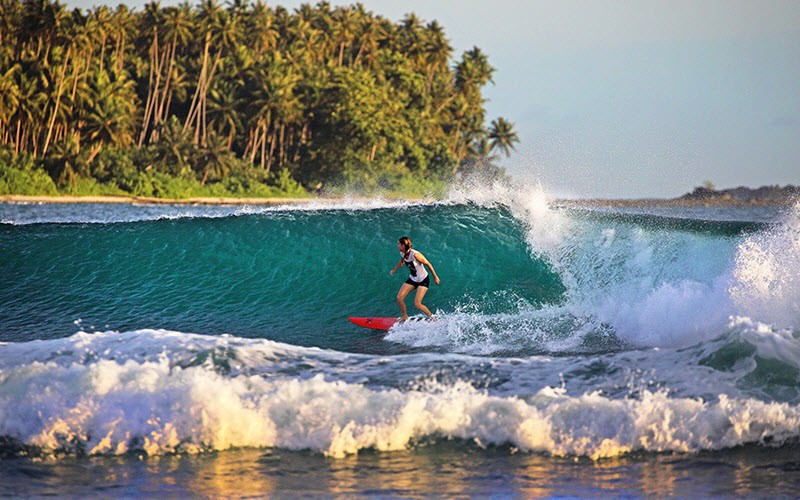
[[1, 193, 794, 207], [0, 194, 316, 206]]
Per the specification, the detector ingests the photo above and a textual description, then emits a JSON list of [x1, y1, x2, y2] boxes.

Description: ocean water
[[1, 186, 799, 496]]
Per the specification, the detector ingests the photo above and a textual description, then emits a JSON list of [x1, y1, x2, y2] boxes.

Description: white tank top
[[403, 249, 428, 283]]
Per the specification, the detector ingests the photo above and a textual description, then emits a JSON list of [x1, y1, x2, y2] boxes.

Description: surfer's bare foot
[[399, 316, 409, 323]]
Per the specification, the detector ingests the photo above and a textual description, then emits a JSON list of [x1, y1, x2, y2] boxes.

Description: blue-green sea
[[1, 188, 799, 497]]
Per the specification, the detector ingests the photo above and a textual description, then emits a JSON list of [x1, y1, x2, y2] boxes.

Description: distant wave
[[0, 197, 437, 225]]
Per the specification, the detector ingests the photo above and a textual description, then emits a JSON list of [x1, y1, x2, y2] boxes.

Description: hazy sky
[[64, 0, 800, 198]]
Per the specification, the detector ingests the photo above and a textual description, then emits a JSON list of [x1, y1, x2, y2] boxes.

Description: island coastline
[[0, 194, 316, 206], [3, 188, 796, 208]]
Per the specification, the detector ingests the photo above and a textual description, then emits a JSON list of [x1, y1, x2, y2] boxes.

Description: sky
[[64, 0, 800, 198]]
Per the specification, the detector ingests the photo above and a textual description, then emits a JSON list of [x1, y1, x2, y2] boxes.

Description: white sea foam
[[1, 326, 799, 460], [2, 346, 799, 459], [441, 182, 799, 350], [729, 203, 800, 329]]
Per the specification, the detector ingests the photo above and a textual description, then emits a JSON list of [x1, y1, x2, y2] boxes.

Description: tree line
[[0, 0, 519, 197]]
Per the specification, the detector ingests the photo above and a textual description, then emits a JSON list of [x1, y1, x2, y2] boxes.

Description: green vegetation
[[0, 0, 518, 199]]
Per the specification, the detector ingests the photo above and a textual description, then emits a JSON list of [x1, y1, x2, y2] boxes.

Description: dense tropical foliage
[[0, 0, 518, 198]]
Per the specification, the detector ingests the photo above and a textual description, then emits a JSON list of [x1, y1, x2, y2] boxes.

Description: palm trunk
[[199, 52, 223, 145], [426, 61, 440, 93], [86, 141, 103, 164], [115, 35, 123, 72], [353, 40, 367, 67], [261, 124, 267, 170], [138, 33, 160, 146], [278, 123, 286, 168], [14, 121, 21, 154], [184, 32, 211, 136], [246, 123, 259, 163], [99, 35, 107, 72], [436, 91, 458, 114], [450, 121, 462, 172], [43, 45, 72, 157], [154, 39, 178, 128], [267, 127, 277, 173]]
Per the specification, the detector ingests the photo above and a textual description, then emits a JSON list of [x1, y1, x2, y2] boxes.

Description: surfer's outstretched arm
[[389, 259, 404, 276]]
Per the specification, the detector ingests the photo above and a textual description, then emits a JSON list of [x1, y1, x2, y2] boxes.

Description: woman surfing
[[389, 236, 441, 322]]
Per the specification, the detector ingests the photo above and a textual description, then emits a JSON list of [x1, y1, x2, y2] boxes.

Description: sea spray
[[431, 182, 741, 349], [730, 202, 800, 329]]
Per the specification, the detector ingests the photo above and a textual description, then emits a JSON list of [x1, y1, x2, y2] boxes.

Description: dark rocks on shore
[[557, 184, 798, 208], [680, 184, 799, 204]]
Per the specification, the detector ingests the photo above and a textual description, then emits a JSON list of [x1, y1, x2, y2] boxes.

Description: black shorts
[[405, 276, 430, 288]]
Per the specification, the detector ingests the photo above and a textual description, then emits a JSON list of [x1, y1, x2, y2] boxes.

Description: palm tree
[[89, 6, 113, 71], [455, 46, 494, 92], [137, 1, 165, 146], [398, 12, 422, 59], [33, 0, 73, 157], [0, 63, 21, 146], [151, 2, 193, 134], [184, 0, 240, 146], [247, 1, 278, 58], [198, 130, 233, 184], [352, 13, 382, 68], [488, 117, 518, 157], [9, 67, 37, 154], [245, 59, 299, 172], [111, 5, 135, 73], [80, 69, 137, 163], [331, 5, 357, 67], [207, 79, 243, 148], [0, 0, 24, 53], [422, 21, 451, 91], [48, 133, 81, 186], [155, 115, 193, 174]]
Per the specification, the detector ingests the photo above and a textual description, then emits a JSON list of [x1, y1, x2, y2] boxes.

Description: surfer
[[389, 236, 440, 321]]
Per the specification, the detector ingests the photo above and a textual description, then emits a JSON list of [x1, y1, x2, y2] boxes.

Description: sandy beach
[[0, 194, 315, 205]]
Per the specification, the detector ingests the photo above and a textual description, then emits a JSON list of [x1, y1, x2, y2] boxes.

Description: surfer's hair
[[398, 236, 412, 251]]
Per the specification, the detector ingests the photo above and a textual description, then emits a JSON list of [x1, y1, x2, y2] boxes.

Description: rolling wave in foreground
[[0, 185, 798, 462]]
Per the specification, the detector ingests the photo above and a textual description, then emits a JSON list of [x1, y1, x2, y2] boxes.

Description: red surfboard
[[347, 317, 399, 331], [348, 316, 438, 331]]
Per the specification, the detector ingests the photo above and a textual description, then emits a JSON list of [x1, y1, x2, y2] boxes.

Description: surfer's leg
[[397, 283, 415, 321], [413, 286, 433, 318]]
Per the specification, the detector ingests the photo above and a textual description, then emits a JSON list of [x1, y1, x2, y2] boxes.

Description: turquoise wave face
[[2, 199, 795, 356], [0, 204, 563, 349]]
